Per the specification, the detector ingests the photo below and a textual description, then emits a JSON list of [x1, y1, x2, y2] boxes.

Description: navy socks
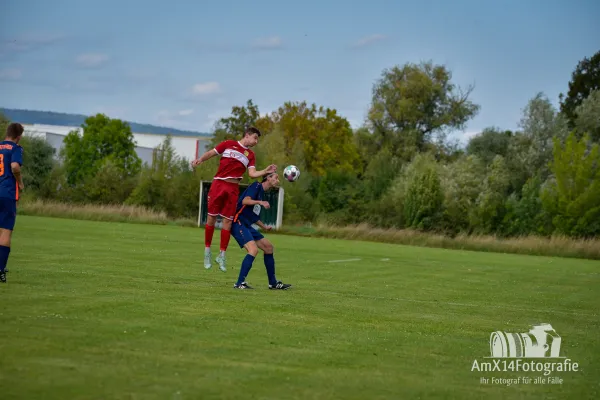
[[0, 245, 10, 273], [236, 254, 255, 286], [264, 253, 277, 286]]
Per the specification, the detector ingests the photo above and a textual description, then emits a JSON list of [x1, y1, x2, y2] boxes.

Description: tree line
[[3, 50, 599, 238]]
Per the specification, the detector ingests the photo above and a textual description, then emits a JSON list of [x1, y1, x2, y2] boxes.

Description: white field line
[[328, 258, 361, 263]]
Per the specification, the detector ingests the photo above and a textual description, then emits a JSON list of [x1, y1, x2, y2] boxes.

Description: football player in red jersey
[[191, 126, 276, 272]]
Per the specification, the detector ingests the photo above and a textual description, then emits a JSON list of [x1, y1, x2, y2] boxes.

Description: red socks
[[220, 228, 231, 252], [205, 224, 230, 252], [205, 224, 215, 247]]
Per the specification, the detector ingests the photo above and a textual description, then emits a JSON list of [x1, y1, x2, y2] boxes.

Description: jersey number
[[0, 154, 4, 176]]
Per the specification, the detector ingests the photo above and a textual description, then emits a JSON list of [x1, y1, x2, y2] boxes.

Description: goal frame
[[197, 180, 285, 229]]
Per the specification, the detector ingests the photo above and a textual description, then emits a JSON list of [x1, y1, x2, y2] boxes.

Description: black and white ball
[[283, 165, 300, 182]]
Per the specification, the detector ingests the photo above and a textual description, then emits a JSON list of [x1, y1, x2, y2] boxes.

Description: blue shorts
[[0, 197, 17, 230], [231, 221, 264, 248]]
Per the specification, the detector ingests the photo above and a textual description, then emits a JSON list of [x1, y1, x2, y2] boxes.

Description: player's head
[[241, 126, 261, 147], [5, 122, 24, 143], [261, 172, 280, 189]]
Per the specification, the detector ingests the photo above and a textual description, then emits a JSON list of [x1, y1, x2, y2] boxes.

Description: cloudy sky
[[1, 0, 598, 142]]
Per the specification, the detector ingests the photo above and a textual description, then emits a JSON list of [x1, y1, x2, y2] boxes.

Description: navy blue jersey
[[234, 181, 265, 226], [0, 140, 23, 200]]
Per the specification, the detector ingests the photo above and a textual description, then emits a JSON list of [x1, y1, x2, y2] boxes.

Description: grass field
[[1, 216, 599, 399]]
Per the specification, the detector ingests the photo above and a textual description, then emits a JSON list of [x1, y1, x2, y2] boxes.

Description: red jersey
[[213, 140, 256, 180]]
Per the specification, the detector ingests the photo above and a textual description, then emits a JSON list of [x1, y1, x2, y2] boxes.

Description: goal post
[[197, 180, 285, 229]]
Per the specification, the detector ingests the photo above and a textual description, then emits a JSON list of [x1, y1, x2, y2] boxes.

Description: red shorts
[[207, 179, 239, 221]]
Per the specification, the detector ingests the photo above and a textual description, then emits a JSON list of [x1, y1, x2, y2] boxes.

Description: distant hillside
[[0, 108, 211, 137]]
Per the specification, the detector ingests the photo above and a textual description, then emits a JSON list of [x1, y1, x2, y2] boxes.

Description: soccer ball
[[283, 165, 300, 182]]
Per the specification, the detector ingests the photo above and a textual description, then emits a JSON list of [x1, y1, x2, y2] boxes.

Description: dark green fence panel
[[198, 181, 281, 228]]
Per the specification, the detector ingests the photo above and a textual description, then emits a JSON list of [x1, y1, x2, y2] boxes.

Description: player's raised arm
[[191, 149, 218, 168], [248, 164, 276, 178]]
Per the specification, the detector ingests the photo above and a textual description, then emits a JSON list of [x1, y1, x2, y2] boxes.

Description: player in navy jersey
[[0, 123, 25, 283], [230, 172, 291, 290]]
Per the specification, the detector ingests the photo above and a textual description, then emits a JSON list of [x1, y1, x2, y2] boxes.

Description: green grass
[[19, 199, 600, 259], [1, 215, 599, 399]]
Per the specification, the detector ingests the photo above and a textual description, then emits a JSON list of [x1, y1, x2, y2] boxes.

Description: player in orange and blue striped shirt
[[0, 123, 24, 283]]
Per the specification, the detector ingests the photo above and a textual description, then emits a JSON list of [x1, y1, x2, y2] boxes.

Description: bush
[[19, 135, 55, 195]]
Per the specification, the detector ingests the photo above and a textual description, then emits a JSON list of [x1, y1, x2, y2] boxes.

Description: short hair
[[6, 122, 24, 139], [262, 172, 275, 183], [245, 126, 261, 137]]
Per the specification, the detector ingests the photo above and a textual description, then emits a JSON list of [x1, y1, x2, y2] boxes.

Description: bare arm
[[191, 149, 218, 167], [11, 162, 24, 190], [255, 220, 272, 230], [248, 164, 277, 179]]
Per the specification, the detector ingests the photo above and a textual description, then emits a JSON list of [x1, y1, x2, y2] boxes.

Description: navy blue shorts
[[231, 221, 264, 248], [0, 197, 17, 230]]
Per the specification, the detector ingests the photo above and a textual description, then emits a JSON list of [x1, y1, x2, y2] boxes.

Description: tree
[[317, 169, 359, 214], [384, 152, 441, 229], [18, 136, 55, 195], [573, 89, 600, 142], [127, 136, 190, 216], [500, 175, 552, 237], [362, 147, 402, 201], [353, 126, 380, 172], [560, 50, 600, 127], [0, 112, 9, 136], [466, 127, 512, 165], [367, 61, 480, 157], [471, 155, 510, 234], [126, 136, 201, 218], [61, 114, 142, 186], [253, 124, 288, 171], [439, 154, 486, 234], [403, 165, 444, 231], [506, 93, 569, 192], [265, 101, 360, 176], [209, 99, 273, 147], [252, 126, 318, 223], [83, 158, 137, 204], [541, 132, 600, 237]]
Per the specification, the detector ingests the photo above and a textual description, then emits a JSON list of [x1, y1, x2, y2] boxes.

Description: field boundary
[[18, 199, 600, 260], [277, 224, 600, 260], [18, 199, 196, 227]]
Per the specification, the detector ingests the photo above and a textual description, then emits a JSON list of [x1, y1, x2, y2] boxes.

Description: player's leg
[[0, 198, 16, 283], [215, 182, 237, 272], [230, 222, 258, 289], [204, 214, 217, 269], [215, 216, 232, 272], [255, 233, 292, 290], [234, 241, 258, 289], [205, 181, 225, 269], [0, 229, 11, 283]]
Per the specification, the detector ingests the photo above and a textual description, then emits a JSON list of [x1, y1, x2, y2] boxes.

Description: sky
[[1, 0, 599, 143]]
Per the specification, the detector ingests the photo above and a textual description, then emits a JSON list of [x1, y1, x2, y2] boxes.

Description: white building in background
[[23, 123, 212, 166]]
